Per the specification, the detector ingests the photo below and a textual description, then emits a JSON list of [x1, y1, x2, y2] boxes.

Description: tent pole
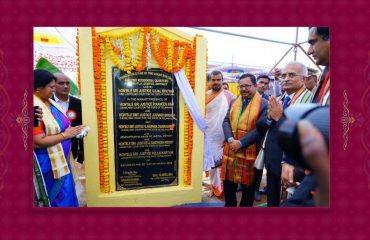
[[296, 44, 322, 72], [294, 27, 299, 61], [268, 46, 293, 73]]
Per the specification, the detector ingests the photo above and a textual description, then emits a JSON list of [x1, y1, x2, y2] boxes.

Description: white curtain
[[174, 69, 214, 171]]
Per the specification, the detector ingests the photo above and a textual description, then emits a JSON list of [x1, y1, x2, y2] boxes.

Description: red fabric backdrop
[[0, 0, 369, 239]]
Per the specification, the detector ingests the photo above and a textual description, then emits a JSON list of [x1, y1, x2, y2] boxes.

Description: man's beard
[[212, 85, 221, 91]]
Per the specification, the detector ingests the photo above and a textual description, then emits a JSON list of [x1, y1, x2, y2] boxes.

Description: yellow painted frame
[[79, 27, 206, 207]]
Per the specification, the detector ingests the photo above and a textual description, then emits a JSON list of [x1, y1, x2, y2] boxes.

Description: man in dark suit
[[52, 72, 84, 164], [254, 74, 271, 201], [221, 73, 268, 207], [265, 62, 312, 207]]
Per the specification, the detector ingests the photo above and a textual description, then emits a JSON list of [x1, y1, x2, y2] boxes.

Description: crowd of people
[[205, 27, 330, 207]]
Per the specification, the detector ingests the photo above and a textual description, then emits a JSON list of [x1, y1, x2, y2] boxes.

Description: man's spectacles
[[239, 84, 254, 89], [279, 72, 305, 80]]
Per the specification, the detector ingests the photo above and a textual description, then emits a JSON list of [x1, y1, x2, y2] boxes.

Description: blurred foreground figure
[[297, 120, 329, 207]]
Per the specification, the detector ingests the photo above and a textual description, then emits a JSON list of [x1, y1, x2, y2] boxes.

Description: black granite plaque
[[112, 68, 179, 190]]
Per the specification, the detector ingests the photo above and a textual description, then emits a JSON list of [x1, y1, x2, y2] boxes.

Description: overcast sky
[[178, 27, 317, 72]]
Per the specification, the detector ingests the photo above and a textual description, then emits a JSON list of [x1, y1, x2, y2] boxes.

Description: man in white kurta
[[205, 71, 235, 197]]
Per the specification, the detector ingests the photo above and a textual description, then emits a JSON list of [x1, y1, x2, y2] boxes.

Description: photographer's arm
[[298, 120, 329, 207]]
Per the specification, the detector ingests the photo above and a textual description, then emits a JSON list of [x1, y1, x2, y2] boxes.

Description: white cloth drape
[[205, 90, 230, 196], [174, 69, 214, 171], [205, 90, 229, 165]]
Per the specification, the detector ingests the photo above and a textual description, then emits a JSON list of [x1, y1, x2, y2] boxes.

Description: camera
[[277, 103, 329, 171]]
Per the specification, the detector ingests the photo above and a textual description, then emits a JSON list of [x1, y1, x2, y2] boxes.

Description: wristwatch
[[227, 137, 234, 143]]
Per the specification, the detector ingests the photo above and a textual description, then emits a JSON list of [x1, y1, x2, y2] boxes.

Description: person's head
[[222, 82, 229, 90], [53, 72, 71, 99], [307, 27, 330, 66], [206, 73, 211, 81], [280, 62, 307, 95], [256, 75, 270, 95], [34, 69, 56, 101], [208, 70, 223, 92], [238, 73, 257, 99], [304, 74, 318, 91]]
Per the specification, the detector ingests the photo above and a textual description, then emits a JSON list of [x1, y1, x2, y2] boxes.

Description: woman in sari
[[33, 69, 84, 207]]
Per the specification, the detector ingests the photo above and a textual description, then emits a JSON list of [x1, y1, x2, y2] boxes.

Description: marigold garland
[[147, 30, 196, 186], [100, 27, 141, 39], [99, 38, 110, 193], [135, 27, 149, 72], [92, 27, 110, 193], [149, 28, 191, 73], [183, 107, 189, 182], [102, 27, 192, 74]]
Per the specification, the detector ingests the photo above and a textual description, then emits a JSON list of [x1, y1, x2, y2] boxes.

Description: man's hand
[[229, 140, 241, 152], [35, 107, 43, 121], [281, 163, 296, 187], [274, 68, 282, 80], [268, 96, 283, 121]]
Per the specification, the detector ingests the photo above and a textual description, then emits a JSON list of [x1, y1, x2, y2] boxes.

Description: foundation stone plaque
[[112, 68, 179, 190]]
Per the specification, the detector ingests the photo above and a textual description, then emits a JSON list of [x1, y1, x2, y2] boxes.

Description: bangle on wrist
[[60, 132, 66, 139]]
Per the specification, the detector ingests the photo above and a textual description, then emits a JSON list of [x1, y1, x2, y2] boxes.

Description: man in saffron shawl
[[221, 73, 268, 207], [205, 71, 235, 197]]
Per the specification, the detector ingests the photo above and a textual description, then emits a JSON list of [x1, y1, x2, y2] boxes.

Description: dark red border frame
[[1, 0, 369, 239]]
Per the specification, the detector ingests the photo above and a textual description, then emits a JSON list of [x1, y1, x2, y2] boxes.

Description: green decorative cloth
[[34, 152, 50, 207], [35, 57, 79, 96]]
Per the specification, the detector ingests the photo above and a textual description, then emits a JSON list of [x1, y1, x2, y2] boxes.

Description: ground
[[74, 162, 268, 207], [201, 171, 267, 207]]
